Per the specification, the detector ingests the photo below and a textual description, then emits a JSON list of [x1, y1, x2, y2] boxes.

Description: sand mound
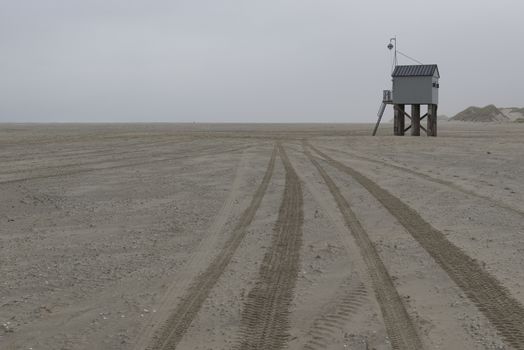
[[500, 107, 524, 122], [451, 105, 509, 122]]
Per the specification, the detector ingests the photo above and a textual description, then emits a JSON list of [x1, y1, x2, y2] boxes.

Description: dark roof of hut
[[392, 64, 439, 78]]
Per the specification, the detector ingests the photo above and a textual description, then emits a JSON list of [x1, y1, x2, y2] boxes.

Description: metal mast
[[388, 37, 397, 72]]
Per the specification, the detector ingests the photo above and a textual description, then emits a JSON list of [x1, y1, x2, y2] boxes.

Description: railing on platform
[[383, 90, 392, 103]]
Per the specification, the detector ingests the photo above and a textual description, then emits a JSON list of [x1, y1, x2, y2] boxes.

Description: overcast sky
[[0, 0, 522, 122]]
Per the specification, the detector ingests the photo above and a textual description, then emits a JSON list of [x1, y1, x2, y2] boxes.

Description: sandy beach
[[1, 122, 523, 350]]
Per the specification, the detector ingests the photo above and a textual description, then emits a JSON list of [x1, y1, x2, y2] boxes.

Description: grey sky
[[0, 0, 522, 122]]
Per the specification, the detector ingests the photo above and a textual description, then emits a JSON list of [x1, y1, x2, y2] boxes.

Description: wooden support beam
[[406, 124, 427, 134], [393, 104, 399, 135], [393, 105, 398, 135], [394, 105, 428, 135], [394, 104, 405, 136], [427, 104, 438, 136], [411, 104, 421, 136], [394, 105, 412, 120], [399, 104, 405, 135]]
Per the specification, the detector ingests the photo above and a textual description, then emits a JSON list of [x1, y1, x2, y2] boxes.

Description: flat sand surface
[[1, 123, 523, 350]]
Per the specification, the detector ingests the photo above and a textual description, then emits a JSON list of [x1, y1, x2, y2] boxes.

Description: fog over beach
[[0, 0, 523, 122]]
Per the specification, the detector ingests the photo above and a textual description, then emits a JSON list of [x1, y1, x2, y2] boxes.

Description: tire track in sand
[[318, 145, 524, 218], [302, 277, 368, 350], [132, 146, 253, 350], [303, 143, 423, 350], [237, 143, 304, 350], [309, 143, 524, 350], [146, 145, 277, 350], [0, 144, 250, 185]]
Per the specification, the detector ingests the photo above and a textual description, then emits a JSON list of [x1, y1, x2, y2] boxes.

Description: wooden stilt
[[391, 103, 437, 137], [411, 104, 420, 136], [427, 104, 438, 137], [394, 104, 405, 136], [433, 104, 438, 137], [393, 104, 400, 135], [399, 104, 405, 135]]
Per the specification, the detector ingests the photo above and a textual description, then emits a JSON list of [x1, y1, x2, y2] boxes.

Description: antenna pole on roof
[[387, 36, 397, 73], [374, 36, 398, 136], [388, 37, 425, 66]]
